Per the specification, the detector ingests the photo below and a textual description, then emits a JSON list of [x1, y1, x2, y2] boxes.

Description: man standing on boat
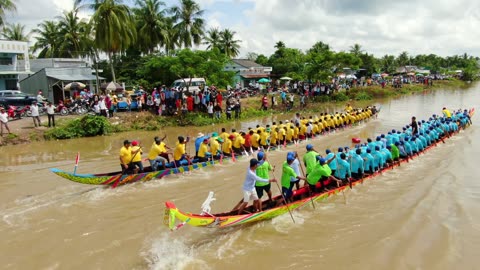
[[237, 158, 276, 214], [411, 116, 419, 135], [130, 141, 143, 173], [255, 152, 273, 207], [303, 144, 319, 176], [282, 153, 306, 202]]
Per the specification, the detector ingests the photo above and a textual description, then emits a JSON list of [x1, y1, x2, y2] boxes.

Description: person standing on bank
[[31, 101, 41, 127], [46, 102, 56, 127], [0, 107, 11, 135]]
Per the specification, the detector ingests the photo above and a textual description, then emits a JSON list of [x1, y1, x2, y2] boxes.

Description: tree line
[[0, 0, 478, 88]]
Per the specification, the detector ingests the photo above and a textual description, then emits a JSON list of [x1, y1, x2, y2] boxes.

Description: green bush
[[354, 91, 373, 101], [332, 92, 349, 102], [44, 115, 113, 140]]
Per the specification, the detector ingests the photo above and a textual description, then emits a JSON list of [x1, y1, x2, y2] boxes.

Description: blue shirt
[[336, 159, 351, 179], [326, 153, 337, 170], [351, 154, 364, 173], [243, 168, 269, 191], [195, 136, 206, 152]]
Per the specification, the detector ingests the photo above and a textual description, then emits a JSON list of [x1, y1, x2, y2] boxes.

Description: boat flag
[[73, 152, 80, 175]]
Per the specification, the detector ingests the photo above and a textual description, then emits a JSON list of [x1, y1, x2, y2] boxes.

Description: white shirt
[[98, 100, 107, 110], [207, 104, 213, 113], [36, 94, 45, 103], [46, 105, 56, 114], [31, 104, 39, 117], [0, 111, 8, 123]]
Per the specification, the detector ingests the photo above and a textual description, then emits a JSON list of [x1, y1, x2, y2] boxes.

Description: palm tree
[[203, 27, 220, 50], [349, 43, 363, 56], [32, 21, 62, 58], [133, 0, 168, 54], [170, 0, 205, 48], [219, 28, 240, 58], [2, 23, 30, 41], [90, 0, 136, 82], [57, 10, 92, 58], [0, 0, 16, 26], [162, 17, 179, 55], [274, 41, 285, 50]]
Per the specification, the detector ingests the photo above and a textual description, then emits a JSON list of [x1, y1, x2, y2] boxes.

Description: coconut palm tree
[[32, 20, 62, 58], [170, 0, 205, 48], [203, 27, 220, 50], [57, 10, 92, 58], [349, 43, 363, 56], [2, 22, 30, 41], [162, 17, 179, 55], [133, 0, 168, 54], [90, 0, 136, 82], [0, 0, 16, 26], [219, 28, 240, 58]]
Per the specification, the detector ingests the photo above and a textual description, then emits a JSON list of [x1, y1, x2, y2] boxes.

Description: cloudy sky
[[6, 0, 480, 58]]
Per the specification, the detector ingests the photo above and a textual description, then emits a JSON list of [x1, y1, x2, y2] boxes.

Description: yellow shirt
[[260, 132, 269, 145], [148, 142, 163, 160], [210, 139, 220, 155], [198, 143, 209, 158], [251, 133, 260, 148], [299, 125, 307, 136], [293, 127, 299, 139], [233, 136, 245, 148], [219, 132, 229, 142], [174, 143, 186, 161], [131, 146, 142, 162], [119, 146, 132, 165], [278, 128, 286, 140], [222, 139, 232, 154], [286, 127, 294, 141], [270, 131, 278, 144]]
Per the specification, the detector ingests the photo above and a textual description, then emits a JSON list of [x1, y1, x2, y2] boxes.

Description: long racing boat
[[164, 108, 474, 229]]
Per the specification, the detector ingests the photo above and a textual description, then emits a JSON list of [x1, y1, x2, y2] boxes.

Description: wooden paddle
[[296, 152, 315, 209], [272, 166, 295, 224]]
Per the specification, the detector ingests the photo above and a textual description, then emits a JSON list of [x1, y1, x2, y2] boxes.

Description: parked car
[[172, 78, 206, 93], [0, 90, 37, 107]]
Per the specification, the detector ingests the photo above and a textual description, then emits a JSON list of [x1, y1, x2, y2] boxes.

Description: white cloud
[[3, 0, 480, 59]]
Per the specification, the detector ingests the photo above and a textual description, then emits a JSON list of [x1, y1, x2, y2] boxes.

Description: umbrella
[[258, 78, 270, 83], [280, 76, 292, 80], [101, 82, 124, 92], [64, 82, 86, 90], [381, 73, 389, 77]]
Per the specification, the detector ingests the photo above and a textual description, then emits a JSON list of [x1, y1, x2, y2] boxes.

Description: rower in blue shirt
[[336, 153, 351, 184], [363, 148, 374, 173], [325, 149, 337, 176], [372, 146, 382, 171], [351, 148, 364, 179]]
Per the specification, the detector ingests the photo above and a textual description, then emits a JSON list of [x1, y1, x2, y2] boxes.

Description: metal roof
[[47, 74, 104, 81]]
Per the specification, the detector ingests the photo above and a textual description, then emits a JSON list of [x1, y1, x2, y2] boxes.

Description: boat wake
[[143, 233, 208, 270]]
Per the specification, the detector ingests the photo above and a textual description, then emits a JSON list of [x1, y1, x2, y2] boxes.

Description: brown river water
[[0, 85, 479, 270]]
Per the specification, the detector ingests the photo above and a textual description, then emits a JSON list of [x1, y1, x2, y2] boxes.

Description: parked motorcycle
[[7, 105, 29, 120]]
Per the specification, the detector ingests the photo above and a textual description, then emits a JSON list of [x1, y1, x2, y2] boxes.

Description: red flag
[[75, 152, 80, 165]]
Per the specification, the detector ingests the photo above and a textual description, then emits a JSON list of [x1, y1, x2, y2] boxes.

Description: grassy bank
[[0, 79, 471, 145]]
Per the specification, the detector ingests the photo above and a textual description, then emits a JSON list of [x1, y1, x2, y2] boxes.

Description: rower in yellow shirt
[[286, 125, 294, 142], [173, 136, 190, 166], [270, 128, 278, 146], [210, 136, 223, 159], [233, 132, 246, 155], [197, 138, 211, 162], [119, 140, 133, 174], [219, 128, 229, 142], [222, 134, 234, 155], [260, 130, 269, 149], [130, 140, 143, 173], [251, 131, 261, 149]]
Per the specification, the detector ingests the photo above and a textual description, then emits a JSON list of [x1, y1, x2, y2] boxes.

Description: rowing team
[[235, 109, 472, 215], [118, 106, 377, 174]]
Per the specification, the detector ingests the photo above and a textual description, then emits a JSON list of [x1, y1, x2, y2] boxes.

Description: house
[[0, 39, 31, 90], [224, 59, 272, 88], [18, 58, 104, 103], [395, 65, 418, 74]]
